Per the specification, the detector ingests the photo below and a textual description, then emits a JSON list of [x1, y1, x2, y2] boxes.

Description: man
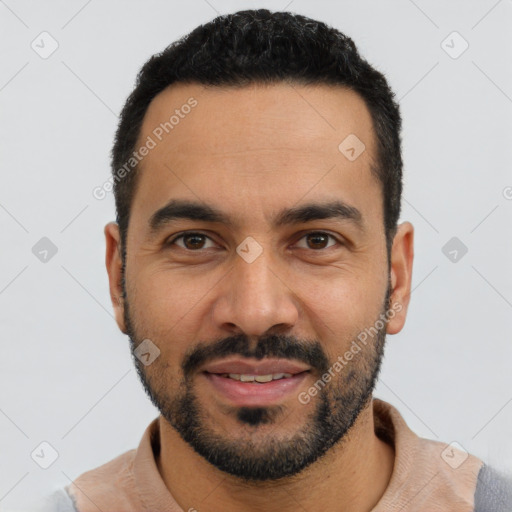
[[44, 9, 511, 512]]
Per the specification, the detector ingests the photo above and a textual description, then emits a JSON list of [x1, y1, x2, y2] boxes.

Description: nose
[[211, 252, 299, 338]]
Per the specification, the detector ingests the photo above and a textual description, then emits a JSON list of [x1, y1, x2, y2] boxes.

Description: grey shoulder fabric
[[33, 488, 78, 512], [474, 464, 512, 512]]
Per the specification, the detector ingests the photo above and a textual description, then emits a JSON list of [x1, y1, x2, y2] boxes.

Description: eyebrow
[[148, 198, 364, 236]]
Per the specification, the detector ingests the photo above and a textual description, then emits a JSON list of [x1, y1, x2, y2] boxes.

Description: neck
[[156, 399, 395, 512]]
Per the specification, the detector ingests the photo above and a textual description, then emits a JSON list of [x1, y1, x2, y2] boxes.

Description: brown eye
[[296, 232, 338, 250], [183, 234, 205, 249], [170, 232, 216, 250]]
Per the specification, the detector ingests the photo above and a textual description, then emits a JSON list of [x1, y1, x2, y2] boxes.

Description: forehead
[[130, 81, 382, 238], [141, 81, 375, 156]]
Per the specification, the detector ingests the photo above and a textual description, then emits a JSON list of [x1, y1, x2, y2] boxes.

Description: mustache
[[182, 333, 330, 377]]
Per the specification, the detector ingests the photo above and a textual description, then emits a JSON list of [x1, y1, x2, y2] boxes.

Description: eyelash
[[166, 231, 342, 251]]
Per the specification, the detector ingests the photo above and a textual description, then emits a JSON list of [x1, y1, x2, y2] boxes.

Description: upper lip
[[201, 358, 310, 376]]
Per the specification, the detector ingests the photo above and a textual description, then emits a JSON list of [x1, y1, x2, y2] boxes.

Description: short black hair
[[112, 9, 403, 261]]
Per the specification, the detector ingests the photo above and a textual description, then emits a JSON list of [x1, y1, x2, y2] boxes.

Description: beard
[[123, 279, 391, 482]]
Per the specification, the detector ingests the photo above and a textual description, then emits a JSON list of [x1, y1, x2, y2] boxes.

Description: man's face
[[109, 83, 407, 480]]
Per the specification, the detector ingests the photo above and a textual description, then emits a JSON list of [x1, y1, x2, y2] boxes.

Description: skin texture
[[105, 82, 414, 512]]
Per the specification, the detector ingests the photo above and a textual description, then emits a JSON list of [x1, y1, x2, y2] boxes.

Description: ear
[[386, 222, 414, 335], [105, 222, 127, 334]]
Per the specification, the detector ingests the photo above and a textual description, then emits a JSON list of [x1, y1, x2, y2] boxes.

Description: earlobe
[[386, 222, 414, 335], [104, 222, 128, 334]]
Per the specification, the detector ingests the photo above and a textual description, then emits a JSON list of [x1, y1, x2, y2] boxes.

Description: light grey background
[[1, 0, 511, 509]]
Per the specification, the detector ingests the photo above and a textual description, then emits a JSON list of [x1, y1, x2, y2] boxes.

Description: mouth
[[215, 372, 294, 383], [200, 358, 310, 407]]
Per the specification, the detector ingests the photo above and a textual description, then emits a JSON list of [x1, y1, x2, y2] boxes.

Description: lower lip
[[203, 372, 309, 407]]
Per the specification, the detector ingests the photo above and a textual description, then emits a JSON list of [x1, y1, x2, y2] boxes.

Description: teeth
[[254, 374, 273, 383], [226, 373, 293, 382]]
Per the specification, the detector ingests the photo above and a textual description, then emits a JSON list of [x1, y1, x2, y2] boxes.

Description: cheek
[[127, 264, 236, 363], [131, 264, 214, 320], [303, 269, 380, 318], [297, 270, 388, 360]]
